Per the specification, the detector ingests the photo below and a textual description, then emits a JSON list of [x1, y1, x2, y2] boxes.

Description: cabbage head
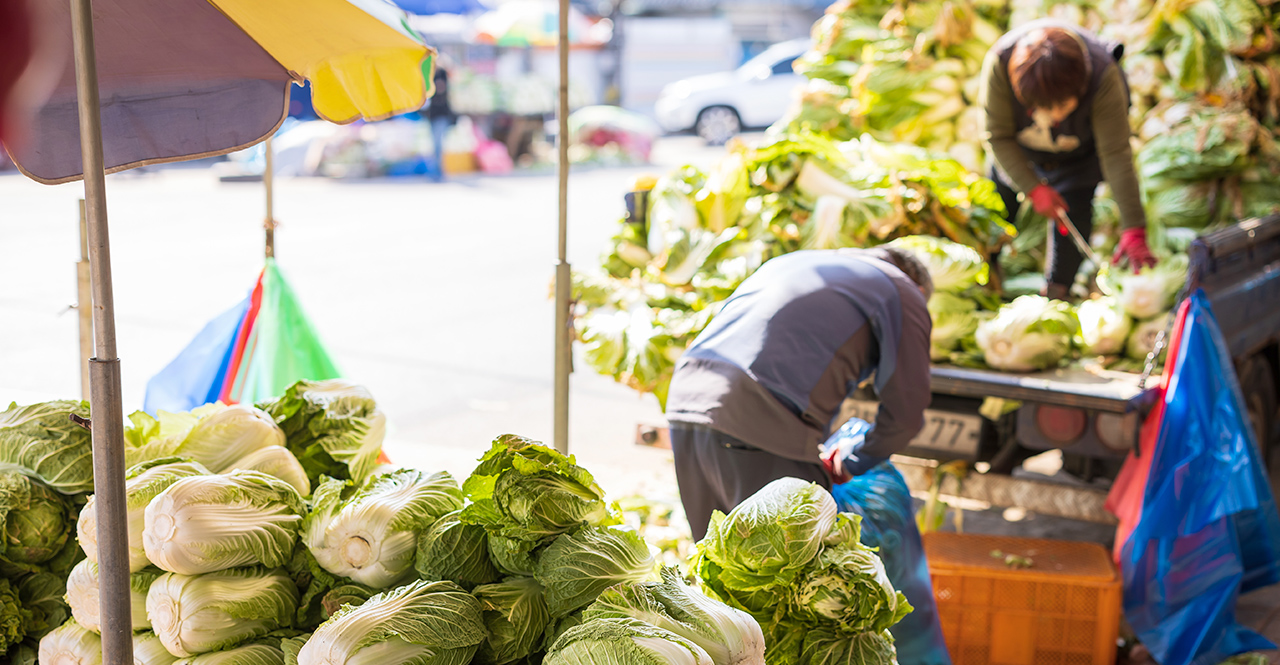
[[38, 620, 101, 665], [545, 618, 713, 665], [415, 510, 501, 589], [65, 559, 160, 633], [296, 580, 486, 665], [1105, 254, 1188, 319], [1075, 297, 1133, 357], [536, 525, 658, 617], [927, 293, 980, 361], [584, 567, 765, 665], [473, 577, 551, 665], [222, 445, 310, 496], [0, 400, 94, 496], [887, 236, 989, 293], [171, 405, 285, 474], [696, 478, 837, 593], [800, 629, 898, 665], [1127, 316, 1172, 362], [143, 470, 305, 575], [975, 296, 1078, 371], [305, 469, 463, 588], [256, 380, 388, 487], [78, 457, 211, 573], [488, 534, 540, 577], [0, 471, 74, 565], [134, 631, 179, 665], [791, 545, 911, 635], [461, 435, 614, 543], [17, 571, 70, 643], [146, 567, 298, 658]]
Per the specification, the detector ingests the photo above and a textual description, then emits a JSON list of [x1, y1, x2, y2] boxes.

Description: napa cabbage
[[472, 577, 551, 665], [0, 400, 94, 495], [143, 470, 305, 575], [414, 510, 501, 589], [975, 296, 1078, 371], [927, 293, 980, 361], [887, 236, 988, 293], [536, 525, 659, 617], [305, 469, 463, 588], [78, 457, 211, 573], [222, 445, 311, 496], [1103, 255, 1189, 320], [65, 559, 160, 633], [38, 620, 101, 665], [256, 380, 388, 487], [1075, 297, 1134, 357], [583, 567, 765, 665], [146, 567, 298, 658], [296, 579, 486, 665]]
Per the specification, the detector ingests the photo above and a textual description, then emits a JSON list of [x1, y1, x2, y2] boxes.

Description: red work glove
[[1028, 184, 1069, 233], [1112, 227, 1157, 270]]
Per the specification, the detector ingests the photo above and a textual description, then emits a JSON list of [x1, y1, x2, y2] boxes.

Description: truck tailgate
[[929, 363, 1156, 413]]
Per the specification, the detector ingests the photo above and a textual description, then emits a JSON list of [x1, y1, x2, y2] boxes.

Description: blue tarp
[[142, 296, 249, 415], [1121, 291, 1280, 665], [392, 0, 486, 15]]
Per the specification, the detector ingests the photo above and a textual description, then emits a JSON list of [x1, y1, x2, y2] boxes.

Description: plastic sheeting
[[828, 417, 953, 665], [1119, 291, 1280, 665]]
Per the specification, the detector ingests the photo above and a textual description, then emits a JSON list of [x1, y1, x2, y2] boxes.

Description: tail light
[[1095, 412, 1136, 452], [1035, 404, 1087, 445]]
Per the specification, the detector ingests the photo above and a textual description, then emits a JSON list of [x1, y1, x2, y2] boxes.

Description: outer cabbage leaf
[[1127, 315, 1173, 363], [79, 457, 211, 573], [697, 478, 837, 593], [1075, 297, 1133, 357], [296, 580, 486, 665], [256, 380, 388, 487], [975, 296, 1078, 371], [172, 643, 285, 665], [544, 617, 713, 665], [320, 583, 378, 619], [146, 567, 299, 658], [800, 629, 898, 665], [535, 525, 658, 617], [17, 571, 70, 641], [584, 566, 765, 665], [415, 510, 501, 589], [487, 534, 541, 578], [143, 470, 306, 575], [472, 576, 551, 665], [0, 400, 93, 495], [461, 435, 614, 542], [305, 469, 462, 588], [171, 405, 285, 474], [0, 578, 27, 654]]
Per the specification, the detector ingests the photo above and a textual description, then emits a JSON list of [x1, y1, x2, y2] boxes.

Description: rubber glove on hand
[[1029, 184, 1068, 218], [1113, 227, 1157, 270], [820, 419, 887, 485]]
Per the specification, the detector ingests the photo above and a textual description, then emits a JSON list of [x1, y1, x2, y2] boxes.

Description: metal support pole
[[69, 0, 133, 663], [553, 0, 572, 454], [264, 136, 276, 259], [77, 200, 92, 402]]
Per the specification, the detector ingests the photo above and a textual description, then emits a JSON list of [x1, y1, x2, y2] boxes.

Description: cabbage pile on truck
[[574, 0, 1280, 404]]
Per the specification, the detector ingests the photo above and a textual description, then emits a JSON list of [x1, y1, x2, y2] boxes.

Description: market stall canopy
[[471, 1, 611, 46], [3, 0, 435, 185]]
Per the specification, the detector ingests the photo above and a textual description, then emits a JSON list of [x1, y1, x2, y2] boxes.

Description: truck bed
[[928, 363, 1154, 413]]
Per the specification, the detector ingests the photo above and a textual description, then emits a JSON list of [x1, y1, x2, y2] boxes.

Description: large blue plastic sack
[[1121, 291, 1280, 665], [142, 296, 249, 415], [827, 418, 952, 665]]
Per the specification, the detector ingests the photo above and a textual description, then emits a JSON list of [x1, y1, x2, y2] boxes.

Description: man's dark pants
[[671, 423, 829, 540]]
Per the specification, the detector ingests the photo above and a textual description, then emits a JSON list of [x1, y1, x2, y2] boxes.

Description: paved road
[[0, 135, 733, 498]]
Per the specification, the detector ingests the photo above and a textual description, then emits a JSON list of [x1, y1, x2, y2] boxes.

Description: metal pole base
[[89, 358, 133, 665]]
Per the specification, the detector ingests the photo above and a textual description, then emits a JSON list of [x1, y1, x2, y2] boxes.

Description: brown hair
[[1008, 28, 1088, 109], [872, 247, 934, 301]]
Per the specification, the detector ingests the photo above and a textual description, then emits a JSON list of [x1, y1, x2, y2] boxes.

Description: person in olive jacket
[[980, 21, 1157, 299]]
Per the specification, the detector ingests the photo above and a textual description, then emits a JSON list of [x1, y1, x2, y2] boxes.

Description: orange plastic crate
[[924, 533, 1121, 665]]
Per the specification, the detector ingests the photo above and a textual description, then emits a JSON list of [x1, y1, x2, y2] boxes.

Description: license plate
[[841, 400, 982, 458]]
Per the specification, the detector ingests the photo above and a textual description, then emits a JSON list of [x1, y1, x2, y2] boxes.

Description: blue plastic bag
[[827, 418, 952, 665], [1121, 291, 1280, 665], [142, 295, 248, 415]]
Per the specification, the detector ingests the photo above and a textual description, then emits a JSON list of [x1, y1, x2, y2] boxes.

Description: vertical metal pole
[[77, 200, 93, 402], [264, 136, 275, 259], [69, 0, 133, 663], [553, 0, 572, 454]]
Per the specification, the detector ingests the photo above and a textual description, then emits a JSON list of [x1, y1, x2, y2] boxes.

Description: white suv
[[654, 38, 811, 145]]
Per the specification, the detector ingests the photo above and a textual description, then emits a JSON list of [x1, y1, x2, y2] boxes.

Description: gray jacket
[[664, 249, 932, 463]]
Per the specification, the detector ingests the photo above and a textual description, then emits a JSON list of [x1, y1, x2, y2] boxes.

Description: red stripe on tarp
[[376, 450, 392, 465], [219, 269, 266, 405]]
